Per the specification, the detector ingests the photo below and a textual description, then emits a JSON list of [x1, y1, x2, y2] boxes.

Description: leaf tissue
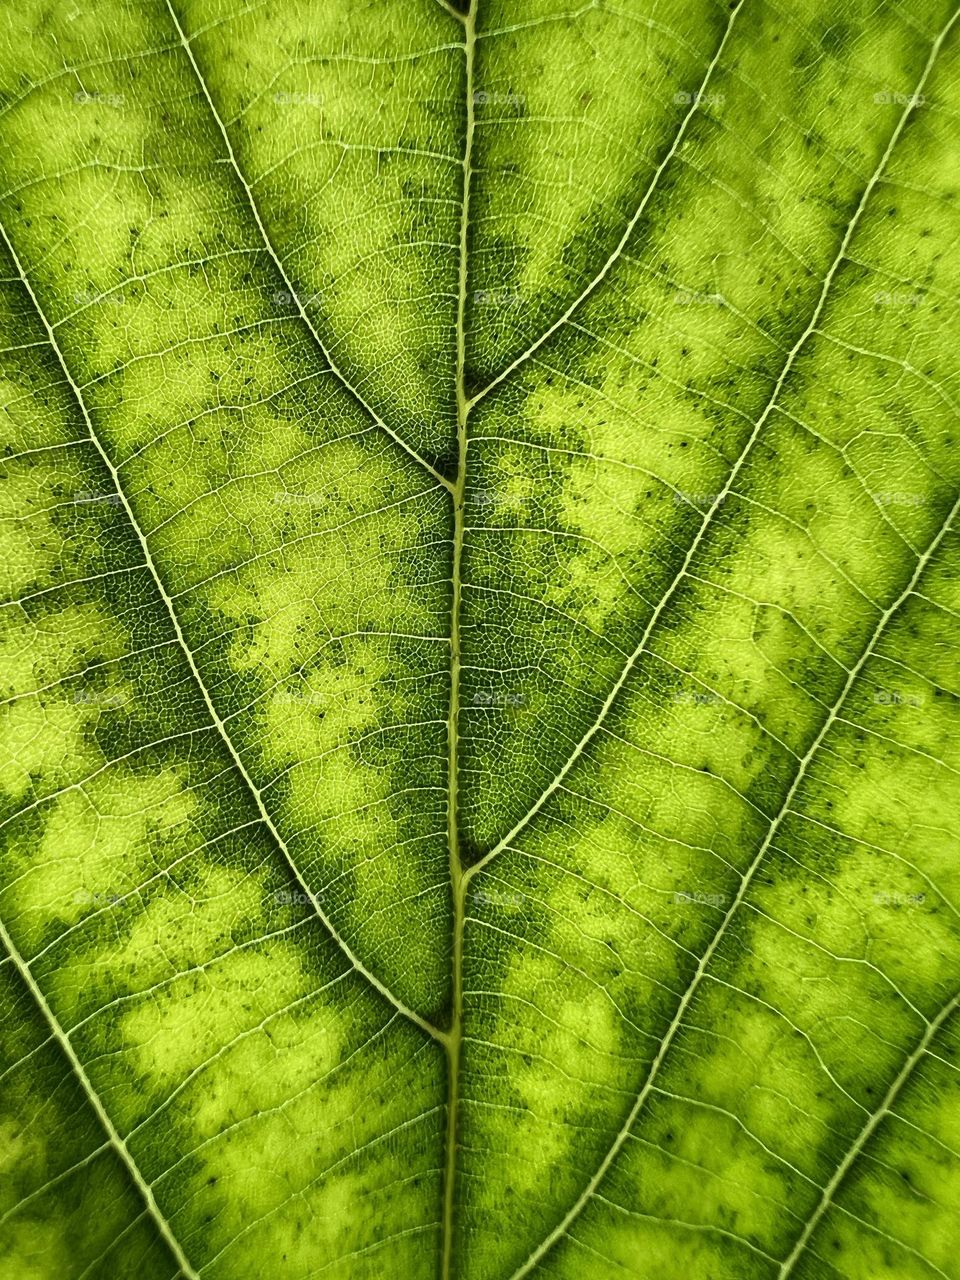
[[0, 1, 958, 1277]]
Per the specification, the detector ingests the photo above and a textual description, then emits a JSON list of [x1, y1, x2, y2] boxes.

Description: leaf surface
[[0, 2, 959, 1278]]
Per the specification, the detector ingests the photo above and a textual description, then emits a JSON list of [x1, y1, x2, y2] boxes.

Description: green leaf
[[1, 1, 958, 1278]]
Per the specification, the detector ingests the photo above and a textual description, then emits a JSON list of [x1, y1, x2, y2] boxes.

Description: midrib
[[442, 1, 477, 1276]]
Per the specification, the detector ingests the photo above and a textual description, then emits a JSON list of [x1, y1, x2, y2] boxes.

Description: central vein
[[443, 1, 476, 1275]]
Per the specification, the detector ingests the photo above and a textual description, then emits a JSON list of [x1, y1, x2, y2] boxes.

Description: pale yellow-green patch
[[0, 601, 131, 805], [11, 771, 195, 964]]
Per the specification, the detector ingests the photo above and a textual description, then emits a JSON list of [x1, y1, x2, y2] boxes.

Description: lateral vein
[[467, 0, 746, 408], [506, 483, 960, 1280], [777, 988, 960, 1279], [498, 10, 960, 1270], [163, 0, 454, 494], [467, 6, 958, 883], [0, 216, 445, 1047], [0, 919, 200, 1280]]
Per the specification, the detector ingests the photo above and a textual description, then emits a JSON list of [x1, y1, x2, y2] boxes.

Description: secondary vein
[[0, 216, 444, 1048], [466, 0, 746, 410], [163, 0, 454, 495], [506, 484, 960, 1280], [777, 987, 960, 1279], [466, 4, 956, 885], [0, 919, 200, 1280], [494, 8, 960, 1273]]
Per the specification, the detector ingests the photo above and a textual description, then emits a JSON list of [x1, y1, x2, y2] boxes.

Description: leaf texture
[[0, 1, 958, 1278]]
